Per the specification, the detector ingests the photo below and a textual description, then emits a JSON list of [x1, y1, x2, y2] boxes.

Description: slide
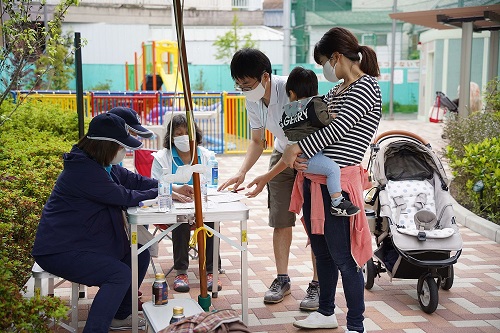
[[157, 64, 183, 93]]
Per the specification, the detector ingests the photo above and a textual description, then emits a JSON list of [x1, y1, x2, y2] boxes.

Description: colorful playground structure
[[12, 42, 277, 155], [125, 40, 184, 92]]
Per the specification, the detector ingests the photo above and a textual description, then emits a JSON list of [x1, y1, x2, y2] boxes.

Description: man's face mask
[[242, 76, 267, 102]]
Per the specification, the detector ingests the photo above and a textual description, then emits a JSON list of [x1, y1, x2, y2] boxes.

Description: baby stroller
[[363, 130, 462, 314], [429, 91, 458, 123]]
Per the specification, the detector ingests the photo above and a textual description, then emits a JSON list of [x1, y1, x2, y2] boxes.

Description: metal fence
[[14, 90, 274, 154]]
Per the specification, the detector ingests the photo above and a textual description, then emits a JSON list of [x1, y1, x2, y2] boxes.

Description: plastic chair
[[133, 149, 198, 276], [134, 148, 156, 178]]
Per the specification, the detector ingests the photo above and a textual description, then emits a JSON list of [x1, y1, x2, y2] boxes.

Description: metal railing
[[14, 90, 274, 154]]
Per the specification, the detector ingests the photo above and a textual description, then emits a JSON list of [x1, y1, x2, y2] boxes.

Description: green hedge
[[443, 80, 500, 224], [0, 100, 85, 331], [446, 136, 500, 223]]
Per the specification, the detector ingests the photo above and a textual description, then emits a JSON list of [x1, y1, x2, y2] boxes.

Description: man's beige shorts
[[267, 149, 296, 228]]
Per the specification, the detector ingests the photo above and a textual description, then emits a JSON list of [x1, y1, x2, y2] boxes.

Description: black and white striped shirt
[[298, 75, 382, 168]]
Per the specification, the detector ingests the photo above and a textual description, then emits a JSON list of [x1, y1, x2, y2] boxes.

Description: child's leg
[[305, 152, 360, 217], [305, 152, 342, 196]]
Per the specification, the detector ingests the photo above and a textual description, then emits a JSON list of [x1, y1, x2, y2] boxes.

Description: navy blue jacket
[[32, 145, 158, 259]]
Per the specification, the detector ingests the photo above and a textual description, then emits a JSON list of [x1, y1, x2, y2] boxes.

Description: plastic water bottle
[[158, 172, 172, 212], [201, 174, 208, 206], [208, 153, 218, 188]]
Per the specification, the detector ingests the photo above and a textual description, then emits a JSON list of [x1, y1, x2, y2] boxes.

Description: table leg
[[240, 218, 248, 325], [131, 224, 138, 333], [211, 221, 220, 299]]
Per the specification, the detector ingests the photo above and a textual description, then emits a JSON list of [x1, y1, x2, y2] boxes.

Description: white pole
[[283, 0, 291, 75], [389, 0, 397, 120], [458, 21, 473, 118]]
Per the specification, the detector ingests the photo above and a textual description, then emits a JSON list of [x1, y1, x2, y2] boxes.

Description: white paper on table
[[207, 188, 230, 196], [208, 192, 245, 203], [173, 201, 216, 209]]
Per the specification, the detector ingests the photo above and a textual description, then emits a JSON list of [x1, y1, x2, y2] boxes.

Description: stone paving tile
[[48, 118, 500, 332]]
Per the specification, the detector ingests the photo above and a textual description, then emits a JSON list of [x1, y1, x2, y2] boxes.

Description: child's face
[[288, 90, 298, 102]]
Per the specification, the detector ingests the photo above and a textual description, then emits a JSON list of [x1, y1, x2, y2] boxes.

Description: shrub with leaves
[[484, 77, 500, 112], [0, 244, 68, 332], [446, 137, 500, 223], [0, 100, 78, 330], [443, 78, 500, 224]]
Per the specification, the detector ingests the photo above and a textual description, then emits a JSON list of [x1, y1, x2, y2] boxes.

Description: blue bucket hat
[[87, 113, 143, 150], [107, 107, 153, 138]]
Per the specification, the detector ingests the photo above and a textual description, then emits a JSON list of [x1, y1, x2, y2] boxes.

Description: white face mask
[[243, 81, 266, 102], [173, 134, 190, 152], [110, 147, 126, 165], [323, 60, 340, 83]]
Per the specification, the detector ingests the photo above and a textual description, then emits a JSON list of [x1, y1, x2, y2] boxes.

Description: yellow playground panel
[[17, 91, 92, 118], [126, 40, 184, 92]]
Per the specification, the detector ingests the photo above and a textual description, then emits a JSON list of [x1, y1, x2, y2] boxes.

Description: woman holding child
[[283, 27, 382, 333]]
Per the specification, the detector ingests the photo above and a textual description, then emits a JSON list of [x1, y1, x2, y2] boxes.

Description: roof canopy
[[390, 5, 500, 118], [389, 4, 500, 32]]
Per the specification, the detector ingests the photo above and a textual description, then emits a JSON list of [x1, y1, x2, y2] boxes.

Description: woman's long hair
[[313, 27, 380, 78]]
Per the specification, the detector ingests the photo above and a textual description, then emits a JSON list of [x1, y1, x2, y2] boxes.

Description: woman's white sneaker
[[293, 311, 338, 329]]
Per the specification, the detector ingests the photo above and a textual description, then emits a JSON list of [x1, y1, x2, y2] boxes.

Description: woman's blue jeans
[[302, 178, 365, 333], [34, 247, 150, 333]]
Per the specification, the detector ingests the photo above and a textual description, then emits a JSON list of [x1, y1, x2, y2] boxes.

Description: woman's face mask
[[173, 134, 191, 152], [242, 80, 266, 102], [110, 147, 126, 165], [323, 59, 340, 83]]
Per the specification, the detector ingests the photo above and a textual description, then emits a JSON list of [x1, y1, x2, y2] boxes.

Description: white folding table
[[126, 202, 249, 333]]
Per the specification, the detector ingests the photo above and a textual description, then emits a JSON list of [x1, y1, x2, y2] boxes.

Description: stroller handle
[[373, 130, 429, 146]]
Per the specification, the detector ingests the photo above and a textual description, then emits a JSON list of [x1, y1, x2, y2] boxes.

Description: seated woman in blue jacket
[[32, 113, 158, 332]]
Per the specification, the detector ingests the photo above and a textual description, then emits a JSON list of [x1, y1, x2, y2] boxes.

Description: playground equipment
[[126, 40, 184, 92]]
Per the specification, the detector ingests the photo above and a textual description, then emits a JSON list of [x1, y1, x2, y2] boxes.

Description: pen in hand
[[230, 187, 245, 193]]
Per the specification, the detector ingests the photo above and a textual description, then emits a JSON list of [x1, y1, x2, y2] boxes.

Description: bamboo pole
[[172, 0, 210, 310]]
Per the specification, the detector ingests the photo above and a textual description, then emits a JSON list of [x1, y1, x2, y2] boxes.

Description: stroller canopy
[[373, 140, 449, 189]]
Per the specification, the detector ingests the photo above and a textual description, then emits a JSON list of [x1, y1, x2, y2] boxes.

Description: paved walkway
[[50, 117, 500, 332]]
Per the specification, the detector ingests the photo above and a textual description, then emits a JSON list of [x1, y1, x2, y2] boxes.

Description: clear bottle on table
[[207, 152, 218, 188], [200, 174, 208, 206], [158, 170, 172, 212]]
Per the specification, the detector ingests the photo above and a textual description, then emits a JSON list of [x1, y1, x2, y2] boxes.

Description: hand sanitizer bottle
[[208, 152, 218, 188]]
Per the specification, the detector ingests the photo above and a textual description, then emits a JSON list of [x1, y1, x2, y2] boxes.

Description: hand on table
[[245, 175, 268, 198], [218, 172, 245, 192], [174, 185, 194, 202]]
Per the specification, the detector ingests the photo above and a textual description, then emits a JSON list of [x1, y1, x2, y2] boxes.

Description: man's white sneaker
[[293, 311, 338, 329]]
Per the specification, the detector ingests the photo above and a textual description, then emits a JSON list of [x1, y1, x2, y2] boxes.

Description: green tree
[[0, 0, 78, 113], [35, 19, 75, 90], [212, 15, 256, 63]]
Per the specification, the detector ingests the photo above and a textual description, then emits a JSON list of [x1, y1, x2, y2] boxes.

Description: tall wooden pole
[[172, 0, 210, 310]]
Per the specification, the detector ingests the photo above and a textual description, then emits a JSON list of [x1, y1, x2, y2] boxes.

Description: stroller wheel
[[363, 258, 376, 290], [417, 275, 439, 314], [441, 265, 454, 291]]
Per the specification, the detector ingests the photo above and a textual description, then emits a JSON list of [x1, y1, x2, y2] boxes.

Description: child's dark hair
[[164, 114, 203, 149], [230, 48, 272, 81], [313, 27, 380, 77], [285, 67, 318, 99]]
